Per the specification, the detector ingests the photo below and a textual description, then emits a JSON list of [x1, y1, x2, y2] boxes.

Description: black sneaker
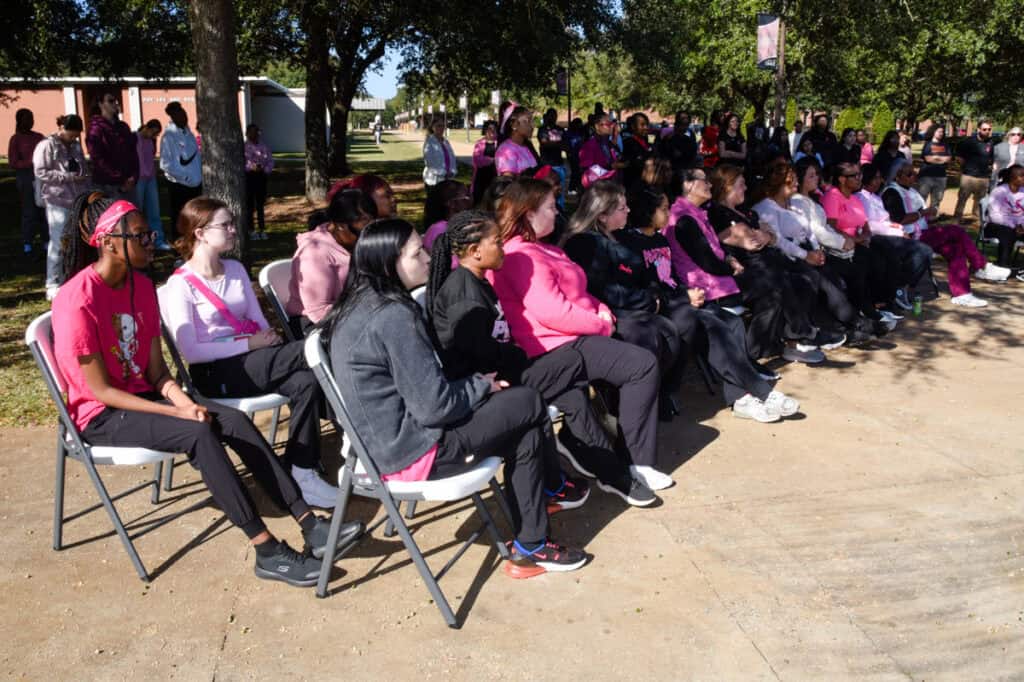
[[302, 516, 365, 560], [812, 329, 846, 350], [555, 428, 596, 478], [596, 475, 657, 507], [510, 539, 588, 572], [254, 541, 323, 587], [545, 475, 590, 514]]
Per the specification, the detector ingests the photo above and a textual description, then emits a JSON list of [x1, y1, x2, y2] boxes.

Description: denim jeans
[[135, 177, 166, 244]]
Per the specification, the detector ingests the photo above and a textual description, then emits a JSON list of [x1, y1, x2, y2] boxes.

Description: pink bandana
[[90, 200, 139, 246], [500, 101, 520, 133]]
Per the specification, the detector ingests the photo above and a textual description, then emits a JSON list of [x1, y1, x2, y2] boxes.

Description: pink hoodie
[[287, 223, 350, 323], [486, 235, 613, 358]]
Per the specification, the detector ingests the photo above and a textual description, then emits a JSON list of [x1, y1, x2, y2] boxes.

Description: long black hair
[[793, 156, 823, 200], [422, 179, 466, 231], [627, 183, 667, 230], [425, 210, 495, 314], [319, 218, 419, 341]]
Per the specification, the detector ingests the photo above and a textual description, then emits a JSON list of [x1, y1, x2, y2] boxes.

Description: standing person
[[422, 117, 456, 191], [660, 110, 700, 177], [837, 128, 861, 164], [717, 113, 746, 167], [8, 108, 45, 254], [565, 118, 586, 193], [700, 110, 722, 168], [954, 120, 994, 222], [620, 113, 653, 189], [802, 114, 839, 170], [917, 124, 952, 212], [536, 108, 566, 183], [421, 180, 472, 251], [471, 120, 499, 206], [578, 112, 624, 186], [897, 133, 913, 162], [984, 165, 1024, 272], [86, 91, 138, 201], [495, 103, 540, 176], [788, 120, 804, 158], [55, 193, 362, 586], [162, 197, 340, 508], [991, 127, 1024, 187], [873, 131, 903, 182], [33, 114, 90, 301], [793, 137, 823, 165], [323, 218, 589, 574], [159, 101, 202, 241], [134, 119, 170, 251], [244, 124, 274, 241], [856, 129, 874, 165], [768, 126, 792, 162]]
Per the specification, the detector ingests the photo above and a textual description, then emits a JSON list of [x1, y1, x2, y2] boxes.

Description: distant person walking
[[86, 91, 138, 201], [7, 108, 45, 254], [134, 119, 170, 250], [244, 124, 274, 241], [159, 101, 202, 240]]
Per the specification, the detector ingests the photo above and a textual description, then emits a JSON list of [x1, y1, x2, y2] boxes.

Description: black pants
[[190, 341, 322, 470], [16, 168, 45, 246], [787, 259, 859, 328], [870, 235, 931, 298], [614, 308, 683, 394], [166, 181, 202, 240], [518, 344, 631, 489], [664, 298, 772, 404], [825, 249, 881, 321], [246, 171, 268, 233], [566, 335, 660, 468], [431, 387, 557, 545], [984, 223, 1022, 267], [82, 393, 309, 539], [734, 250, 816, 358]]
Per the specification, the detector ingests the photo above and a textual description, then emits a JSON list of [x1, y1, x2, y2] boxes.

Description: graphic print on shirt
[[491, 300, 511, 342], [644, 246, 677, 287], [110, 313, 142, 379]]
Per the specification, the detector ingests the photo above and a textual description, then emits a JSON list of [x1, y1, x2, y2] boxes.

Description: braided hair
[[425, 209, 495, 315]]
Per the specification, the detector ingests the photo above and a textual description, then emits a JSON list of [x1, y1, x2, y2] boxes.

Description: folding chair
[[258, 259, 298, 341], [303, 330, 511, 628], [156, 285, 289, 490], [25, 312, 179, 582], [976, 196, 1023, 265]]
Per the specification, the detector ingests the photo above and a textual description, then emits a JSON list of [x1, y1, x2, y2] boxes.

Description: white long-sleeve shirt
[[752, 198, 820, 261], [789, 192, 851, 259], [856, 189, 905, 238], [159, 121, 201, 187]]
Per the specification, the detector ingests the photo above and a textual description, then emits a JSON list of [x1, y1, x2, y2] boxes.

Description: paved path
[[2, 260, 1022, 680]]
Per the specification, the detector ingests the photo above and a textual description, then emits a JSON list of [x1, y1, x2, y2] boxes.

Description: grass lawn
[[0, 131, 469, 427]]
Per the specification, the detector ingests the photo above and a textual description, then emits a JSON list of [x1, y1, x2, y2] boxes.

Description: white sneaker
[[629, 464, 674, 491], [973, 263, 1010, 282], [879, 309, 903, 322], [782, 346, 826, 364], [292, 465, 338, 508], [763, 390, 800, 417], [950, 293, 988, 308], [732, 394, 781, 423]]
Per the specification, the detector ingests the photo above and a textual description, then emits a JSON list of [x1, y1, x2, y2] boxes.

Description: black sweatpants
[[983, 223, 1022, 267], [430, 387, 557, 545], [82, 393, 309, 539], [664, 298, 772, 405], [190, 341, 322, 470], [613, 308, 683, 394], [786, 258, 859, 328], [166, 181, 202, 240], [825, 248, 881, 321], [519, 344, 631, 489], [246, 171, 268, 233], [734, 251, 816, 358]]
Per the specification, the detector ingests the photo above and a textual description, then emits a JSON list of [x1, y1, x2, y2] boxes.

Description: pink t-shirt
[[495, 140, 537, 175], [162, 259, 270, 364], [821, 186, 868, 238], [381, 444, 438, 482], [52, 267, 160, 430]]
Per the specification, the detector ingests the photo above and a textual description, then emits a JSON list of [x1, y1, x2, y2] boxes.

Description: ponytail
[[424, 209, 496, 315]]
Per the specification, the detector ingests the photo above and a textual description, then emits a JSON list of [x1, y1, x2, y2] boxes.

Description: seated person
[[52, 193, 362, 587], [327, 173, 397, 218], [984, 164, 1024, 273], [422, 179, 473, 252], [163, 197, 338, 508], [287, 188, 375, 333], [322, 218, 587, 575]]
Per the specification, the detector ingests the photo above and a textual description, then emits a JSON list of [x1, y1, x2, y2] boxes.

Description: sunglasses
[[114, 230, 157, 247]]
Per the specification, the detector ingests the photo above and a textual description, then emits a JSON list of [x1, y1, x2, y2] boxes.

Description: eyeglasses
[[114, 230, 156, 247], [1010, 133, 1022, 137], [205, 221, 237, 232]]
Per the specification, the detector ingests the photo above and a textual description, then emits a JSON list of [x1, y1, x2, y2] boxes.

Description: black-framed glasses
[[114, 230, 156, 247]]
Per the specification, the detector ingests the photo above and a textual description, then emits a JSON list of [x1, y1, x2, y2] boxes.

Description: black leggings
[[82, 393, 309, 539], [734, 251, 816, 358], [613, 309, 683, 394], [431, 387, 558, 545], [246, 171, 268, 233], [825, 248, 882, 321], [984, 223, 1022, 267], [190, 341, 322, 470]]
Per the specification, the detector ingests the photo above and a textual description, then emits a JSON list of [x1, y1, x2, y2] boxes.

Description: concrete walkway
[[2, 272, 1023, 680]]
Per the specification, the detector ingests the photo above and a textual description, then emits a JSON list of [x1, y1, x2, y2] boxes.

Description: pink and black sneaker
[[545, 475, 590, 515]]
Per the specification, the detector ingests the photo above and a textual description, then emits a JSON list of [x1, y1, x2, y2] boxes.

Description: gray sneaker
[[303, 516, 365, 560], [782, 346, 826, 364], [254, 541, 323, 587], [596, 476, 657, 507]]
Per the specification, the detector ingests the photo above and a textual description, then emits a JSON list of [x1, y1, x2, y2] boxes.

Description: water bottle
[[913, 295, 923, 316]]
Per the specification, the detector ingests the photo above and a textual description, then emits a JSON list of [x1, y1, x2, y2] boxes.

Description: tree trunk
[[188, 0, 247, 255], [301, 2, 330, 203], [328, 100, 352, 177]]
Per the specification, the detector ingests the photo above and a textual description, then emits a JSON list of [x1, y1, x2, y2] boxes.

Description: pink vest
[[664, 197, 740, 301]]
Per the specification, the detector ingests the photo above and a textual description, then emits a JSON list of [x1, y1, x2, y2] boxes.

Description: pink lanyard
[[175, 268, 261, 336]]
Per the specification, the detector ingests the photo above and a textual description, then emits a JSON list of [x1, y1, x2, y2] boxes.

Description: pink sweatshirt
[[162, 259, 269, 363], [486, 236, 613, 358], [286, 223, 350, 323]]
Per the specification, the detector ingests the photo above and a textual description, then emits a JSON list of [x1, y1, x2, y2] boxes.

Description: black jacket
[[429, 266, 530, 383], [563, 230, 659, 313]]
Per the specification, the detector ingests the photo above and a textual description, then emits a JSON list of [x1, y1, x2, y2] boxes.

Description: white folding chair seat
[[303, 330, 511, 628], [26, 312, 180, 581], [259, 259, 298, 341]]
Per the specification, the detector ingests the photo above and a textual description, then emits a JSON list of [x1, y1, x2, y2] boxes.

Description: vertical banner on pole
[[756, 14, 780, 70]]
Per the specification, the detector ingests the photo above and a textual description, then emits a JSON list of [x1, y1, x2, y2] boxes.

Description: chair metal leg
[[473, 493, 510, 560], [162, 456, 174, 491], [315, 463, 354, 598], [268, 406, 281, 446], [405, 500, 418, 520], [488, 478, 515, 529], [81, 458, 151, 581], [53, 430, 67, 551], [151, 461, 163, 504], [383, 517, 397, 538]]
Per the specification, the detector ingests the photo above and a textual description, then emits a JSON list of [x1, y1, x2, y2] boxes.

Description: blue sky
[[364, 48, 401, 99]]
